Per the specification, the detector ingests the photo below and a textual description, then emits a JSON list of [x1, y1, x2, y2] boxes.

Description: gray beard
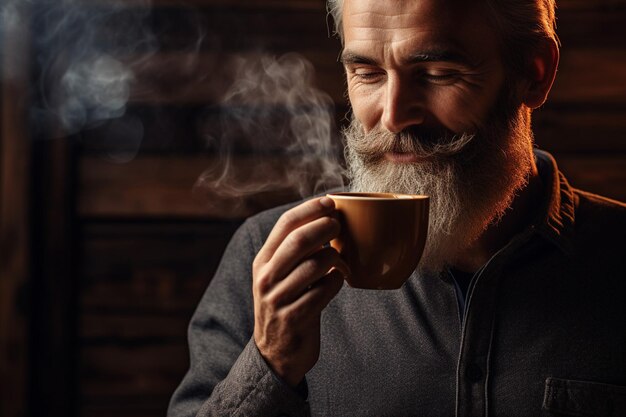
[[343, 108, 534, 274]]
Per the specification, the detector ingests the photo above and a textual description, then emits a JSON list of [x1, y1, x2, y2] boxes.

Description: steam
[[2, 0, 345, 204], [1, 0, 158, 160], [58, 55, 133, 130], [194, 53, 345, 211], [1, 0, 28, 81]]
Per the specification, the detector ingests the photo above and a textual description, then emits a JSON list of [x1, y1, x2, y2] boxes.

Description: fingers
[[254, 198, 341, 294], [250, 198, 346, 387], [265, 216, 341, 287], [267, 247, 349, 307], [283, 268, 344, 321], [256, 197, 335, 265]]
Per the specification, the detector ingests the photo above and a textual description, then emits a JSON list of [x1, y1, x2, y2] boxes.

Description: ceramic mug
[[327, 192, 429, 290]]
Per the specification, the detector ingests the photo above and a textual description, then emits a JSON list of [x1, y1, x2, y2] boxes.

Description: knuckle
[[286, 232, 310, 252], [264, 291, 284, 309], [278, 209, 298, 229], [254, 267, 275, 294], [252, 256, 264, 273]]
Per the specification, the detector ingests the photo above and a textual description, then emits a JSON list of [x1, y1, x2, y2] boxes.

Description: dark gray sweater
[[168, 151, 626, 417]]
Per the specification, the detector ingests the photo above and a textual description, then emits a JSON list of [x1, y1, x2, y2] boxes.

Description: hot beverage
[[327, 192, 429, 289]]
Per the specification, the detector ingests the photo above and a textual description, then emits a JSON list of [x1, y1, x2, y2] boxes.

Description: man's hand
[[252, 196, 348, 387]]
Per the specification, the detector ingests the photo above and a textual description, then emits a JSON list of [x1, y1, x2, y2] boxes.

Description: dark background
[[1, 0, 625, 416]]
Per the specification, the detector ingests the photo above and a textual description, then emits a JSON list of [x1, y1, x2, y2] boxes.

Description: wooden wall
[[1, 5, 32, 416], [1, 1, 624, 416], [533, 0, 626, 199]]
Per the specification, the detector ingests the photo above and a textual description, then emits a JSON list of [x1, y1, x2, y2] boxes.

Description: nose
[[381, 74, 425, 133]]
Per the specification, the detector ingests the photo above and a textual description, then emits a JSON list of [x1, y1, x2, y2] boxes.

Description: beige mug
[[327, 192, 429, 290]]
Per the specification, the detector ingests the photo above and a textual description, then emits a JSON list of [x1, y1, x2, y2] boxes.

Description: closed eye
[[349, 66, 385, 83], [421, 71, 461, 85]]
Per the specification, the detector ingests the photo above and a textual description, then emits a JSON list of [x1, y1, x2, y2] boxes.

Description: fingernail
[[320, 196, 334, 208]]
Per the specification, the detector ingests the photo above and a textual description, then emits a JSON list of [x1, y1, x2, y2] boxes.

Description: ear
[[521, 38, 560, 109]]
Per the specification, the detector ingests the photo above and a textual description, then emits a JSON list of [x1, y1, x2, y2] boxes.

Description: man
[[168, 0, 626, 416]]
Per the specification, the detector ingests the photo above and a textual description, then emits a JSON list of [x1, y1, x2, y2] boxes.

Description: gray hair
[[326, 0, 559, 75], [326, 0, 344, 41]]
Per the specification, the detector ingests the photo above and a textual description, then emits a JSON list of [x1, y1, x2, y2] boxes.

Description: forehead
[[342, 0, 498, 63]]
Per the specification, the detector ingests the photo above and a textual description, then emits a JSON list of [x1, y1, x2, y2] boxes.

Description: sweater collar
[[532, 149, 576, 255]]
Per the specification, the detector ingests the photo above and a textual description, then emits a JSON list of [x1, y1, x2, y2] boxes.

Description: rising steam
[[1, 0, 158, 161], [2, 1, 346, 203], [194, 53, 346, 211]]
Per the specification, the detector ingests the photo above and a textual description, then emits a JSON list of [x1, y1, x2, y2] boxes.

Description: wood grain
[[550, 48, 626, 105], [126, 50, 345, 105], [77, 154, 339, 219], [0, 7, 32, 417], [79, 344, 187, 401], [533, 105, 626, 152], [79, 221, 241, 313], [83, 0, 327, 10]]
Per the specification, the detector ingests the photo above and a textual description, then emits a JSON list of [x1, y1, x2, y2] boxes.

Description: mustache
[[346, 123, 475, 163]]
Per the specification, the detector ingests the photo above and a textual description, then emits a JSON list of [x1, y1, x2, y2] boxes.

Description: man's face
[[342, 0, 505, 144], [340, 0, 535, 273]]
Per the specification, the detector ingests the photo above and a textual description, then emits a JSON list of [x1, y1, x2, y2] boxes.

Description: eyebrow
[[339, 51, 379, 66], [405, 50, 471, 65], [340, 49, 471, 66]]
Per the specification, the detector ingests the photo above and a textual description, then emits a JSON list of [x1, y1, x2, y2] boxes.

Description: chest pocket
[[542, 377, 626, 416]]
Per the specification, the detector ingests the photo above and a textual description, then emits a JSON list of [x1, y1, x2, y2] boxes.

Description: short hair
[[326, 0, 559, 77]]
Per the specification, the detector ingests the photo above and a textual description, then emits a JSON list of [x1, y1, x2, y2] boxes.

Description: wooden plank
[[533, 105, 626, 152], [126, 50, 345, 105], [78, 105, 201, 152], [559, 0, 626, 9], [76, 221, 240, 412], [81, 313, 189, 341], [557, 3, 626, 42], [556, 6, 626, 52], [141, 6, 337, 52], [79, 102, 350, 154], [79, 221, 240, 314], [550, 48, 626, 104], [79, 343, 187, 400], [78, 155, 224, 218], [82, 0, 326, 10], [77, 155, 336, 219], [80, 405, 165, 417], [553, 153, 626, 202], [0, 4, 31, 417], [78, 315, 190, 410]]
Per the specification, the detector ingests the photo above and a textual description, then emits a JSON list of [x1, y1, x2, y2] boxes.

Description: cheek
[[427, 82, 502, 132], [428, 92, 484, 131], [347, 83, 383, 133]]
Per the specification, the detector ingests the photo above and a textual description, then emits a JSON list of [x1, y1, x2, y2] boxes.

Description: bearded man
[[168, 0, 626, 416]]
